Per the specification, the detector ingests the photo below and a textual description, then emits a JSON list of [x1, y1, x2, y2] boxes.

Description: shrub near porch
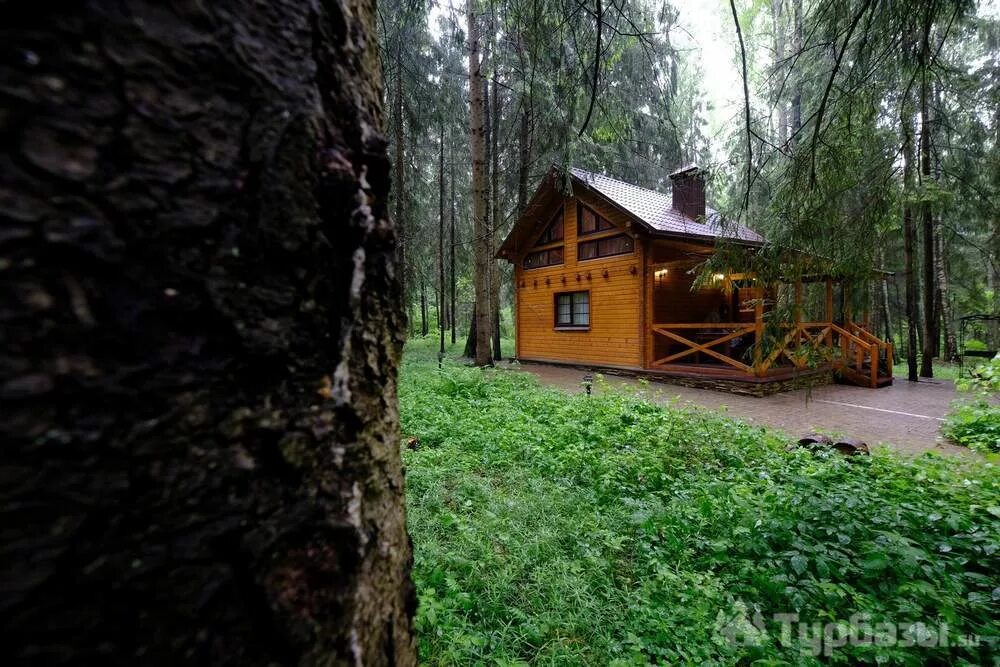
[[400, 340, 999, 665]]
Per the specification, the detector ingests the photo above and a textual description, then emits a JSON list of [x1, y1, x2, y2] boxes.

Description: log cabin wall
[[514, 189, 644, 369]]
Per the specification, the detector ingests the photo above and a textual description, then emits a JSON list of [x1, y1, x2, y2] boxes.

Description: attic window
[[578, 204, 615, 236], [523, 247, 564, 269], [534, 208, 564, 246], [578, 234, 634, 261]]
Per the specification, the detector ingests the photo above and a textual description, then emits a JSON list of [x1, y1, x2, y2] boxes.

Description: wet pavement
[[514, 362, 968, 456]]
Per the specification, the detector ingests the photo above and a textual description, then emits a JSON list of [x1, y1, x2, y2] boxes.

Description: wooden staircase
[[839, 362, 894, 388], [831, 323, 893, 388]]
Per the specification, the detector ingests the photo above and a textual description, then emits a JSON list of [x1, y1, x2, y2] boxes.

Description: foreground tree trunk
[[1, 2, 415, 664], [468, 2, 493, 366]]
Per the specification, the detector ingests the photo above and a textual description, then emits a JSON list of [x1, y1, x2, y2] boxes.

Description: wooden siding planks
[[514, 190, 643, 368]]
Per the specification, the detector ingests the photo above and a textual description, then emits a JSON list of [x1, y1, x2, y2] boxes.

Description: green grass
[[400, 338, 999, 665], [892, 361, 961, 380]]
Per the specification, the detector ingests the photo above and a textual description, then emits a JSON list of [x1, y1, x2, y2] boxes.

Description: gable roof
[[497, 166, 764, 258]]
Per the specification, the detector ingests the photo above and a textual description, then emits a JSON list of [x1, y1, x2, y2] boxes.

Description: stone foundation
[[515, 359, 834, 397]]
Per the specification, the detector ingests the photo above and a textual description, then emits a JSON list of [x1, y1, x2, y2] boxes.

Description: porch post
[[641, 239, 652, 369], [794, 280, 803, 357], [753, 288, 764, 376], [844, 283, 853, 326], [825, 278, 834, 347], [825, 279, 833, 322]]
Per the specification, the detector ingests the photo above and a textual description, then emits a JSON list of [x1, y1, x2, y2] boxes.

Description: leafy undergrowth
[[401, 341, 999, 665], [943, 399, 1000, 455], [943, 354, 1000, 455]]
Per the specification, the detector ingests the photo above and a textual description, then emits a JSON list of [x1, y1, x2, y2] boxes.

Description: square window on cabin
[[577, 233, 634, 260], [578, 205, 615, 236], [555, 291, 589, 328]]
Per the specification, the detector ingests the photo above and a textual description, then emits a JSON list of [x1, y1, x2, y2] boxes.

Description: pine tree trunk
[[420, 276, 428, 337], [790, 0, 803, 141], [518, 107, 531, 214], [490, 75, 503, 361], [931, 84, 957, 362], [515, 34, 532, 216], [936, 227, 958, 360], [439, 124, 447, 357], [394, 40, 408, 327], [450, 138, 458, 346], [468, 2, 493, 366], [918, 19, 936, 379], [771, 0, 788, 147], [902, 108, 920, 382], [464, 304, 478, 358], [1, 2, 416, 664], [879, 250, 894, 343]]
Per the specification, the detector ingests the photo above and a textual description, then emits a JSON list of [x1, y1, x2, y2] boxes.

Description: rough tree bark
[[468, 1, 492, 366], [1, 2, 416, 664], [463, 303, 478, 358]]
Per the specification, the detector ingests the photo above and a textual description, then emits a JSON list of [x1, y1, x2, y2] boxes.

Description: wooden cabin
[[497, 165, 893, 394]]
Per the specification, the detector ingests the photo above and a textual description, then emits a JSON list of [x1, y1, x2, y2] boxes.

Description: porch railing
[[650, 322, 755, 373], [651, 320, 893, 385]]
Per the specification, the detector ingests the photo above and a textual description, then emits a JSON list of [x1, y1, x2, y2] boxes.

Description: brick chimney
[[669, 164, 706, 220]]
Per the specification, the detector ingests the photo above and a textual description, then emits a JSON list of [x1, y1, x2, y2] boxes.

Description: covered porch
[[643, 241, 893, 388]]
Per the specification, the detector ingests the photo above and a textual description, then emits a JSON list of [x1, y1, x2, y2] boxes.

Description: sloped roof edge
[[497, 166, 765, 259]]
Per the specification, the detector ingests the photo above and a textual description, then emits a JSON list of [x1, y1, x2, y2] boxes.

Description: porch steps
[[838, 363, 893, 389]]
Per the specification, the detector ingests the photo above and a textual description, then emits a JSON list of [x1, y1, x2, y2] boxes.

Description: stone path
[[514, 362, 968, 456]]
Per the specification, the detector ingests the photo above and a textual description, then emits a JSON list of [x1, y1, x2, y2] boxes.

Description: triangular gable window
[[578, 204, 616, 236], [533, 208, 564, 247]]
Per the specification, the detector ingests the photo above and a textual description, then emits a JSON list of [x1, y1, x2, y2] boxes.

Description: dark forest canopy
[[382, 0, 999, 379]]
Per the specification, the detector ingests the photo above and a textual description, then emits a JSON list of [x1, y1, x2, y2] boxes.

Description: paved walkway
[[514, 363, 967, 456]]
